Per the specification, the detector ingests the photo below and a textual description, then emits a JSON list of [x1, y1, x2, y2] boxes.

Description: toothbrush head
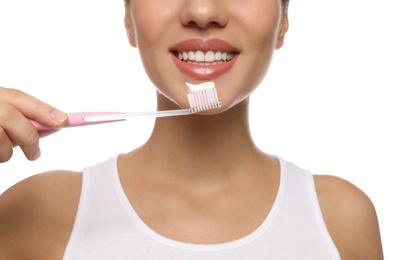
[[186, 82, 222, 113]]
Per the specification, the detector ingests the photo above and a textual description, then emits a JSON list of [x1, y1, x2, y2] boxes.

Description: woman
[[0, 0, 383, 259]]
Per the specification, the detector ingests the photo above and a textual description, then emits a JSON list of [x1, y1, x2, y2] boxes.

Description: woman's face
[[125, 0, 288, 113]]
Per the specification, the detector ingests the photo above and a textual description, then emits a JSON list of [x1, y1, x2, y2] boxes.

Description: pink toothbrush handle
[[30, 112, 125, 132]]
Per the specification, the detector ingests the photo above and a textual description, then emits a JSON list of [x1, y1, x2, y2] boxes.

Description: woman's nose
[[180, 0, 228, 29]]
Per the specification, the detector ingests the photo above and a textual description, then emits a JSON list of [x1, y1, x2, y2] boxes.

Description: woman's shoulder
[[0, 170, 82, 259], [0, 170, 82, 210], [313, 174, 383, 259]]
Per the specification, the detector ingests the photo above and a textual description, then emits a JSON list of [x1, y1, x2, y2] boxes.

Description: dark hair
[[124, 0, 289, 9]]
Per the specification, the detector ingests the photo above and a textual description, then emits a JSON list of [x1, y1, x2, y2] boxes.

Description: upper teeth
[[178, 51, 235, 62]]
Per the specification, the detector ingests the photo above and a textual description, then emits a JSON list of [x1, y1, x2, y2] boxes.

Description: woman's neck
[[122, 97, 272, 186]]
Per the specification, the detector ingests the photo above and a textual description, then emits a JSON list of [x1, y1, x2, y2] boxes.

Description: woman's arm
[[315, 175, 383, 259], [0, 170, 82, 259]]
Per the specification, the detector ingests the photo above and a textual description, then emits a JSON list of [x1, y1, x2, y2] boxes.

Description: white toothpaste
[[186, 82, 215, 93]]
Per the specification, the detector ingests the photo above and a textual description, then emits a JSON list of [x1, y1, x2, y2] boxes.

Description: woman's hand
[[0, 87, 67, 162]]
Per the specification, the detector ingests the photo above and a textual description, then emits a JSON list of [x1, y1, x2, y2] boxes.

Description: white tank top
[[63, 155, 340, 259]]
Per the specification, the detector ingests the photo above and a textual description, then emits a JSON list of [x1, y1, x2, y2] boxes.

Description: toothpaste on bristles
[[186, 82, 222, 113]]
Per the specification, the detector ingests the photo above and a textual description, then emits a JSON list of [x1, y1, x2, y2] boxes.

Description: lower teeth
[[186, 61, 225, 65]]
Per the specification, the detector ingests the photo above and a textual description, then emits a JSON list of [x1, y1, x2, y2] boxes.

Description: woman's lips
[[170, 38, 239, 80], [172, 54, 238, 80]]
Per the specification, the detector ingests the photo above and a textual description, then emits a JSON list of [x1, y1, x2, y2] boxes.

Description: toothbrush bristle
[[187, 88, 222, 113]]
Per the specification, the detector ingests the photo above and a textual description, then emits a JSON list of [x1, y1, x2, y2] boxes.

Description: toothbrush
[[30, 82, 222, 132]]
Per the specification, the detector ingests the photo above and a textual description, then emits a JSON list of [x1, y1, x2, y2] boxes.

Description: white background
[[0, 0, 400, 258]]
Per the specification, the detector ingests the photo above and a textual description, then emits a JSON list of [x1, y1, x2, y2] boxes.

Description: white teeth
[[214, 51, 222, 61], [195, 51, 204, 62], [221, 52, 227, 61], [177, 50, 235, 63], [205, 51, 215, 62], [188, 51, 195, 61]]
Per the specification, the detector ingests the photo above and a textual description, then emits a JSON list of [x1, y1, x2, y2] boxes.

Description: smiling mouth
[[172, 50, 238, 65]]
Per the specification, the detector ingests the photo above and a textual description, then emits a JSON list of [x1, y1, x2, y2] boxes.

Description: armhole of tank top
[[308, 174, 342, 260], [62, 168, 91, 260]]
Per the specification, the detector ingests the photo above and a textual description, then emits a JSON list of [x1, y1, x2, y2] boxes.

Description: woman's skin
[[0, 0, 383, 259]]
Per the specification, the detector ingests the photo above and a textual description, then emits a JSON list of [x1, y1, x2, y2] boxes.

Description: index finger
[[0, 87, 67, 127]]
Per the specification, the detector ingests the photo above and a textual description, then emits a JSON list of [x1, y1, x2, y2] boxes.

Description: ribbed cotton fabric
[[63, 155, 340, 260]]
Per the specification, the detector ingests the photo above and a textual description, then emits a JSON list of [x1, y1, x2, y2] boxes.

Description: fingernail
[[50, 109, 68, 123], [31, 148, 41, 161]]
